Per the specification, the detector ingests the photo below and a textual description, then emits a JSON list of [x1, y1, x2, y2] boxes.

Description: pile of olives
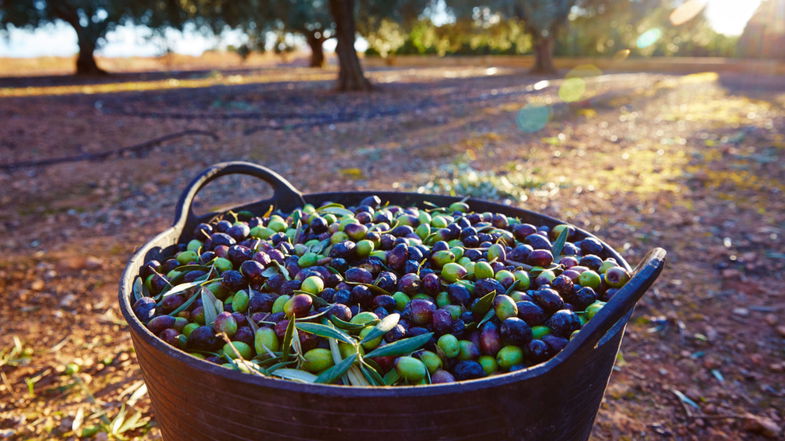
[[132, 196, 630, 386]]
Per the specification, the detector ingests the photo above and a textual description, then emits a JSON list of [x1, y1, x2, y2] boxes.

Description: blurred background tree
[[269, 0, 334, 67], [737, 0, 785, 59]]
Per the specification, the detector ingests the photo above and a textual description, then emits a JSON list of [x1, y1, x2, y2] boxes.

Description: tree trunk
[[530, 35, 556, 75], [328, 0, 371, 91], [74, 27, 107, 75], [306, 32, 326, 68]]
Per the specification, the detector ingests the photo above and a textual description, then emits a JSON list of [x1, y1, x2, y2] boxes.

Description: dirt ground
[[0, 62, 783, 440]]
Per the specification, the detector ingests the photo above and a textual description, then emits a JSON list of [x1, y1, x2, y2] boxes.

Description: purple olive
[[240, 260, 266, 286], [397, 273, 421, 295], [604, 266, 630, 288], [531, 288, 564, 314], [227, 223, 250, 241], [158, 328, 180, 347], [374, 271, 398, 292], [147, 315, 175, 335], [160, 294, 185, 314], [221, 270, 247, 292], [210, 232, 236, 249], [330, 241, 356, 259], [132, 297, 156, 323], [327, 303, 353, 322], [527, 249, 553, 267], [387, 243, 409, 270], [187, 325, 220, 351], [479, 321, 501, 356], [526, 339, 550, 363], [550, 275, 574, 297], [546, 309, 581, 337], [431, 369, 456, 383], [500, 317, 533, 346], [432, 308, 453, 335], [234, 326, 255, 347], [344, 267, 373, 284], [372, 295, 397, 311], [474, 278, 505, 297], [213, 311, 238, 336], [578, 237, 604, 255], [350, 285, 373, 308], [516, 301, 547, 326], [253, 251, 272, 266], [542, 335, 569, 353], [447, 283, 472, 307], [249, 291, 275, 313], [410, 299, 436, 326], [525, 234, 552, 250], [512, 223, 537, 241], [421, 272, 441, 295]]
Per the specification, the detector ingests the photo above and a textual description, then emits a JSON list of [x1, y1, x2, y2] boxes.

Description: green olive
[[474, 261, 494, 280], [392, 292, 410, 310], [578, 270, 601, 289], [437, 334, 460, 358], [222, 341, 253, 359], [418, 350, 443, 373], [232, 290, 250, 313], [478, 355, 498, 375], [254, 327, 280, 354], [350, 311, 379, 326], [531, 325, 551, 339], [272, 295, 290, 314], [395, 356, 427, 382], [496, 345, 523, 370], [355, 239, 375, 257], [301, 276, 324, 295], [303, 348, 334, 373], [213, 257, 233, 273]]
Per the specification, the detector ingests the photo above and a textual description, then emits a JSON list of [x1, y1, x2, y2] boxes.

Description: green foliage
[[417, 162, 548, 202], [559, 0, 739, 57], [368, 18, 531, 56]]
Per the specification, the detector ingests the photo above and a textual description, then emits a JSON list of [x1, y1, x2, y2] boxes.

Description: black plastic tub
[[119, 161, 665, 441]]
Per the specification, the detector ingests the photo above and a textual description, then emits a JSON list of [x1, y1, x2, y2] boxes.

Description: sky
[[0, 0, 764, 58]]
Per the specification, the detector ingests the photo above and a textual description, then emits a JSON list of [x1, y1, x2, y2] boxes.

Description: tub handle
[[565, 247, 666, 354], [173, 161, 306, 229]]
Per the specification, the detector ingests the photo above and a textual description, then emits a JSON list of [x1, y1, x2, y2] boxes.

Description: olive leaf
[[309, 239, 330, 255], [329, 315, 371, 331], [295, 322, 355, 345], [364, 332, 433, 358], [201, 288, 219, 326], [360, 313, 400, 344], [551, 227, 570, 258], [167, 289, 201, 317], [315, 354, 357, 384], [261, 359, 295, 372], [383, 368, 400, 386], [154, 277, 219, 302], [344, 281, 390, 296], [270, 261, 290, 280], [271, 368, 317, 383], [261, 267, 279, 278], [296, 308, 330, 322], [132, 277, 144, 302], [359, 361, 384, 386], [281, 317, 295, 362], [320, 206, 354, 217], [292, 290, 330, 308], [471, 290, 497, 318], [172, 264, 210, 273], [291, 326, 304, 361], [477, 309, 495, 328]]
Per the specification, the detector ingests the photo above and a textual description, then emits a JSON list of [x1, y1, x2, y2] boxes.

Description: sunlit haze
[[0, 0, 765, 57]]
